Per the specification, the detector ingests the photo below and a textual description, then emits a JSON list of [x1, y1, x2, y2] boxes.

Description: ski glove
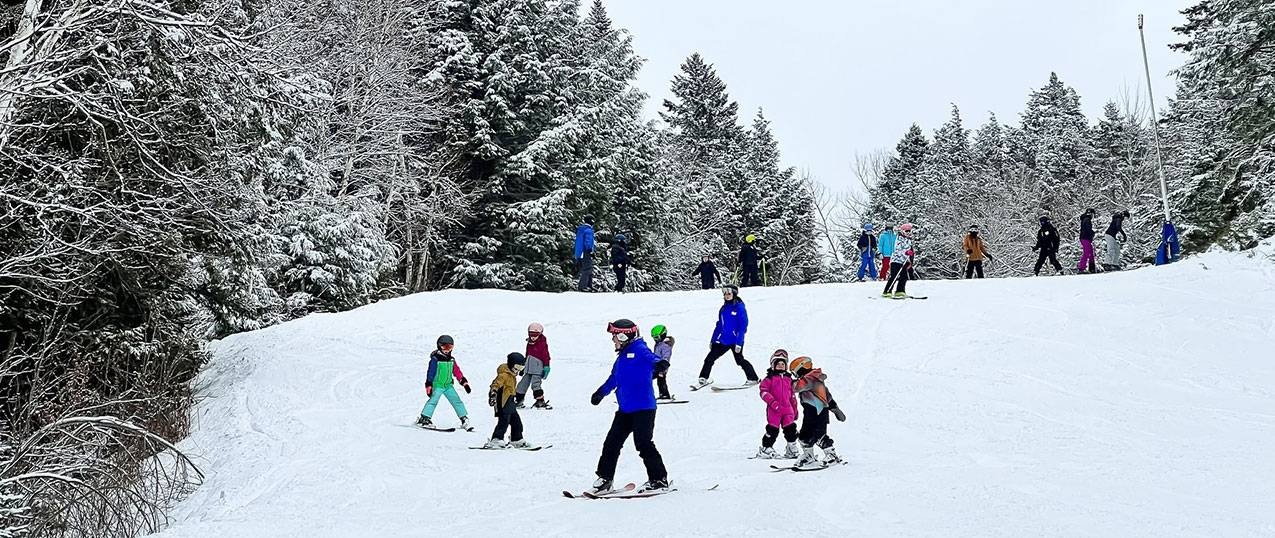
[[461, 379, 472, 394], [487, 390, 497, 408], [542, 366, 550, 380], [831, 407, 846, 422], [426, 385, 433, 397], [590, 390, 604, 406]]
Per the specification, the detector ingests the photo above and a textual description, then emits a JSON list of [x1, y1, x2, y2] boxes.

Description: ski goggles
[[439, 344, 454, 351], [607, 322, 639, 342], [527, 331, 542, 338]]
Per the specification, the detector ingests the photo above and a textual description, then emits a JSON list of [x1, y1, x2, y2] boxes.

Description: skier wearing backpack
[[882, 223, 915, 298], [691, 256, 722, 290], [1032, 216, 1063, 276], [589, 319, 671, 494], [1104, 210, 1130, 271], [693, 284, 758, 390], [855, 224, 879, 282]]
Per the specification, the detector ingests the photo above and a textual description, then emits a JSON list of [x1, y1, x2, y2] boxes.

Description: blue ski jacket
[[574, 224, 595, 260], [711, 298, 749, 346], [596, 337, 660, 412], [879, 230, 897, 257]]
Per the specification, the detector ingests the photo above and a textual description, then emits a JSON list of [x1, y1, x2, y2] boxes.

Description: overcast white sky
[[604, 0, 1193, 193]]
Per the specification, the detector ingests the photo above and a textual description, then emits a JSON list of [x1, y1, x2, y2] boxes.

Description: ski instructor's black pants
[[698, 343, 758, 381], [741, 265, 761, 287], [1034, 249, 1062, 275], [596, 409, 666, 482]]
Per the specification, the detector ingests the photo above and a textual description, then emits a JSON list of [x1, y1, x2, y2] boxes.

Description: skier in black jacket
[[611, 234, 629, 292], [1032, 216, 1063, 276], [739, 235, 763, 287], [1103, 210, 1130, 270], [692, 256, 722, 290], [1077, 209, 1097, 274]]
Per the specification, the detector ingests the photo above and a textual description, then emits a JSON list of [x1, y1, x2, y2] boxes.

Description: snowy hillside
[[152, 247, 1275, 537]]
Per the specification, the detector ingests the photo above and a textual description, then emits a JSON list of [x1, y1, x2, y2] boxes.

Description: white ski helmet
[[527, 322, 544, 334]]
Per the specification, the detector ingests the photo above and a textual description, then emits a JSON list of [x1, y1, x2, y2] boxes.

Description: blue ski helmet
[[864, 223, 874, 231]]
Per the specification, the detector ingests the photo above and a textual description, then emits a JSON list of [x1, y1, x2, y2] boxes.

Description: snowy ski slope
[[152, 245, 1275, 537]]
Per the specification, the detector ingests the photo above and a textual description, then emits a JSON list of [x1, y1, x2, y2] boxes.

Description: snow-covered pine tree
[[865, 124, 930, 230], [1085, 101, 1162, 261], [911, 105, 975, 278], [743, 109, 821, 284], [1014, 72, 1091, 220]]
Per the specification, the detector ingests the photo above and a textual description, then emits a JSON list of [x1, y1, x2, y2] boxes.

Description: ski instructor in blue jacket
[[574, 215, 595, 291], [693, 284, 758, 389], [589, 319, 670, 494]]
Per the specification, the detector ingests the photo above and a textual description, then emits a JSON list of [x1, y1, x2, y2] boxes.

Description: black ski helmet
[[722, 284, 739, 297], [584, 215, 595, 225], [506, 352, 527, 367], [607, 319, 639, 342], [437, 335, 454, 348]]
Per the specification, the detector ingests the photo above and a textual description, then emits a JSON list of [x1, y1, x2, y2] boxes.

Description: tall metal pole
[[1138, 14, 1173, 223]]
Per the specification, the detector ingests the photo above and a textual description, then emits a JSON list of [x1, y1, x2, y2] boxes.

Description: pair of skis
[[689, 382, 756, 392], [469, 444, 552, 451], [770, 460, 847, 472], [564, 483, 718, 499]]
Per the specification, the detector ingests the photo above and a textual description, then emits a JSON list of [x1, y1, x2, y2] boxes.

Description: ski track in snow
[[151, 248, 1275, 537]]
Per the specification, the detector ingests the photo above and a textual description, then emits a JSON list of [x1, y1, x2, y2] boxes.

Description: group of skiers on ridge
[[850, 209, 1136, 285], [414, 283, 845, 496], [574, 215, 768, 292]]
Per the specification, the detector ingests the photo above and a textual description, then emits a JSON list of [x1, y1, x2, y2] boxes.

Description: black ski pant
[[492, 405, 523, 442], [698, 343, 758, 381], [614, 265, 627, 292], [653, 370, 671, 399], [965, 260, 984, 279], [596, 409, 666, 482], [577, 256, 594, 291], [798, 403, 833, 449], [883, 261, 909, 294], [741, 265, 761, 287], [762, 423, 798, 448], [1034, 249, 1062, 275]]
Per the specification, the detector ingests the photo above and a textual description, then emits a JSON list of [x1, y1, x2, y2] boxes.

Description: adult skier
[[574, 215, 596, 291], [962, 225, 991, 279], [1103, 210, 1130, 271], [878, 225, 897, 281], [1032, 216, 1063, 276], [517, 322, 552, 409], [691, 255, 722, 290], [611, 234, 629, 293], [589, 319, 670, 494], [1077, 209, 1097, 274], [693, 285, 758, 389], [855, 224, 878, 281], [882, 223, 915, 298], [739, 235, 763, 287]]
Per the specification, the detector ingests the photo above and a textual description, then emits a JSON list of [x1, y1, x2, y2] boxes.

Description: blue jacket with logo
[[711, 298, 749, 346], [574, 224, 595, 260], [596, 337, 660, 413]]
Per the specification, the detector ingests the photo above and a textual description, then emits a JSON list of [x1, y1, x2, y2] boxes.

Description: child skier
[[518, 322, 552, 409], [651, 324, 675, 400], [418, 335, 474, 431], [755, 350, 800, 459], [486, 352, 532, 449], [790, 356, 846, 467], [882, 223, 915, 298]]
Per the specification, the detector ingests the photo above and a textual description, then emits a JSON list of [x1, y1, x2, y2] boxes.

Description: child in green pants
[[417, 334, 474, 431]]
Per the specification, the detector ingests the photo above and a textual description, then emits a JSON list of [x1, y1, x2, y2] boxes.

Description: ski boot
[[638, 478, 670, 493], [591, 476, 614, 494], [690, 377, 713, 391], [509, 439, 531, 449], [459, 416, 474, 432], [483, 438, 508, 449], [416, 415, 433, 427], [795, 445, 821, 469], [822, 446, 841, 464], [783, 441, 801, 459], [881, 291, 892, 298], [893, 291, 907, 299], [532, 399, 551, 410], [754, 446, 779, 459], [657, 394, 676, 401], [743, 379, 760, 387], [514, 394, 527, 409]]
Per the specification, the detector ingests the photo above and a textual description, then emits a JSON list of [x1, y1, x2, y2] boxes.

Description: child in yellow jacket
[[485, 353, 530, 449]]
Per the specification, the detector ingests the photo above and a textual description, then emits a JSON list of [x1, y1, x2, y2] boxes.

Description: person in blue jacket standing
[[574, 215, 596, 291], [856, 223, 878, 281], [692, 285, 758, 389], [589, 319, 670, 494], [878, 225, 896, 281]]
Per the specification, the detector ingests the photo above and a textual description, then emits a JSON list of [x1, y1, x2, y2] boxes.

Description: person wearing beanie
[[574, 216, 596, 291], [611, 233, 629, 292], [1033, 216, 1064, 276], [485, 352, 531, 448], [417, 335, 474, 431]]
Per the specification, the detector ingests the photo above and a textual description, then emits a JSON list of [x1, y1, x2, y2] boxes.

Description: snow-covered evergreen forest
[[0, 0, 1271, 536]]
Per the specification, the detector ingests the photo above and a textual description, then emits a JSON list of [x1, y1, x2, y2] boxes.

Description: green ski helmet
[[651, 324, 668, 341]]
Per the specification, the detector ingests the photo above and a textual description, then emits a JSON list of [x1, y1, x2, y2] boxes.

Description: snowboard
[[469, 444, 552, 451], [770, 461, 847, 472], [710, 384, 756, 392]]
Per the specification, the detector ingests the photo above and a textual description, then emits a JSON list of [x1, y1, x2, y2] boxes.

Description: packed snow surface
[[153, 247, 1275, 537]]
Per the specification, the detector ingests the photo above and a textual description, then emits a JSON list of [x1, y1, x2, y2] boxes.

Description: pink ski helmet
[[899, 223, 915, 233]]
